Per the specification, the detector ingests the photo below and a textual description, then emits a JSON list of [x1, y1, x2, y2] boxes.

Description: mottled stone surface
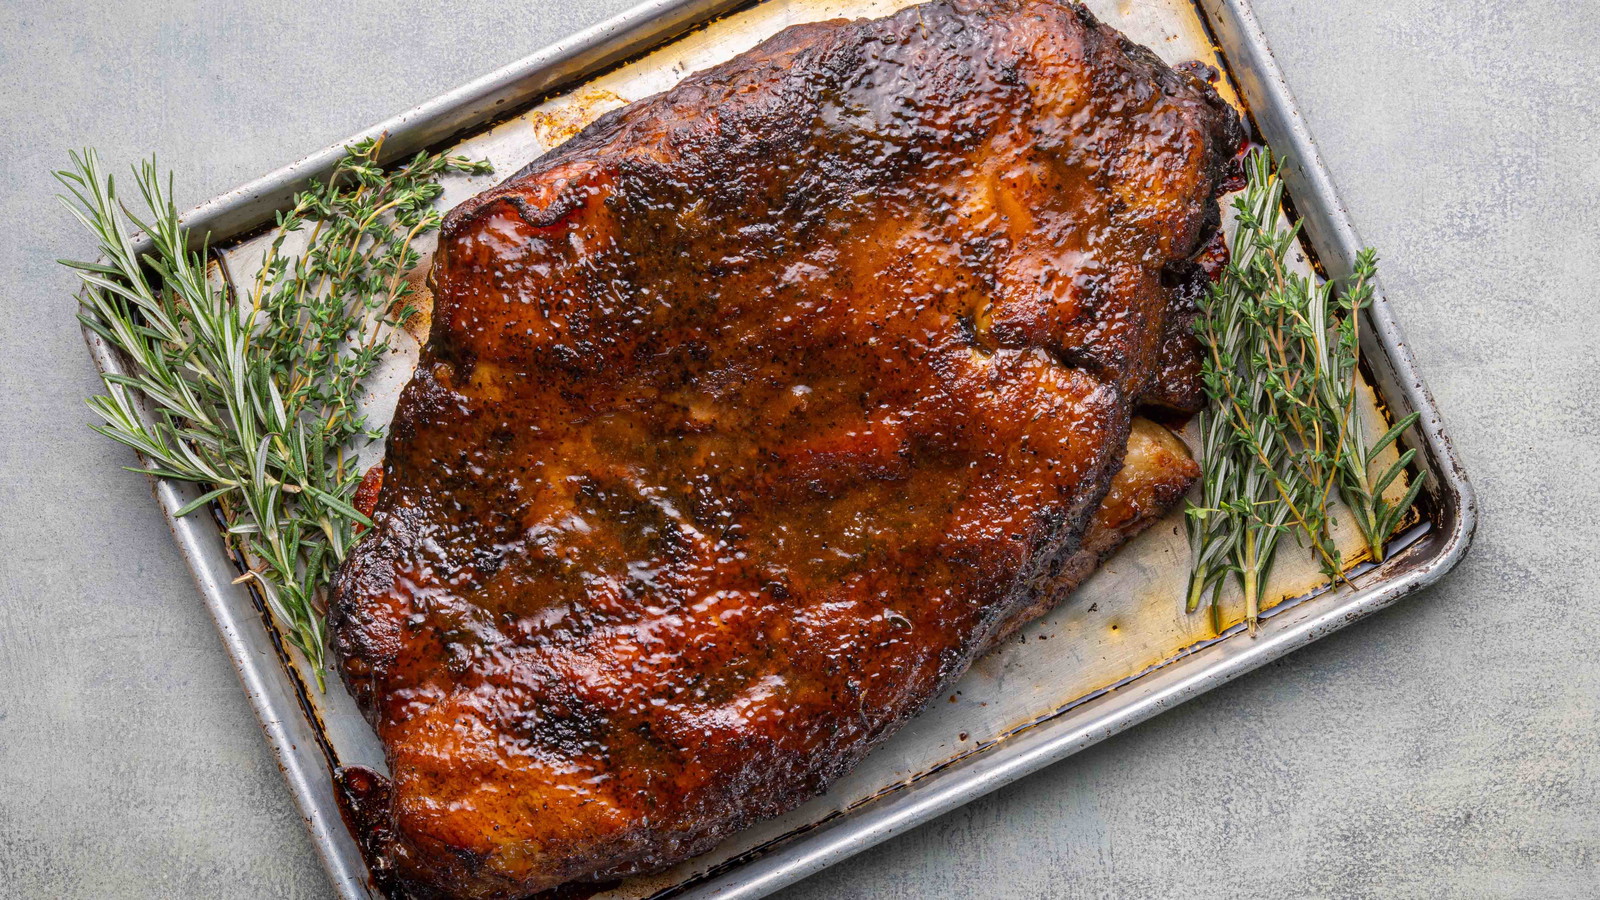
[[0, 1, 1593, 897]]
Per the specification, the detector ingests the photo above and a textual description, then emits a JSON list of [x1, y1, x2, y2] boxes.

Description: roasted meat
[[984, 417, 1201, 650], [329, 1, 1240, 895]]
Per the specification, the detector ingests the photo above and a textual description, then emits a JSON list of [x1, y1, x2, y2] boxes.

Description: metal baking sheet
[[79, 1, 1477, 898]]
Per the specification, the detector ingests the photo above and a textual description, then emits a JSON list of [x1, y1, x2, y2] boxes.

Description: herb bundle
[[63, 139, 491, 687], [1187, 150, 1421, 633]]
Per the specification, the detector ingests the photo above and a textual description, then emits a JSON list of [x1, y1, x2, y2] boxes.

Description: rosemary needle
[[63, 139, 491, 687]]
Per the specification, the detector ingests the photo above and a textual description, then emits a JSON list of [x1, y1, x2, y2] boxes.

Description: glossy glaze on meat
[[330, 1, 1240, 895]]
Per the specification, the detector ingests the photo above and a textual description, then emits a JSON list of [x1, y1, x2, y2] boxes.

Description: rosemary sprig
[[1187, 150, 1420, 633], [1316, 250, 1425, 564], [63, 139, 490, 687], [1186, 154, 1311, 632]]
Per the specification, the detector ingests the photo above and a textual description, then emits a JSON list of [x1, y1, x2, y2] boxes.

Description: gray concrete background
[[1, 0, 1594, 897]]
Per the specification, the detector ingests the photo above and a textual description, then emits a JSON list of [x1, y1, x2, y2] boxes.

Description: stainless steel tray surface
[[80, 1, 1477, 898]]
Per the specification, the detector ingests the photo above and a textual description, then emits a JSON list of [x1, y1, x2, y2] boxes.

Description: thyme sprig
[[1187, 150, 1421, 633], [63, 139, 490, 687]]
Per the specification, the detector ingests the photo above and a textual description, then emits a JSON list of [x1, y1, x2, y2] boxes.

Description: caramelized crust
[[330, 2, 1239, 895]]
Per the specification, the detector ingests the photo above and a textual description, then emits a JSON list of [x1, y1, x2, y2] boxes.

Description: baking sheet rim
[[77, 0, 1478, 897]]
